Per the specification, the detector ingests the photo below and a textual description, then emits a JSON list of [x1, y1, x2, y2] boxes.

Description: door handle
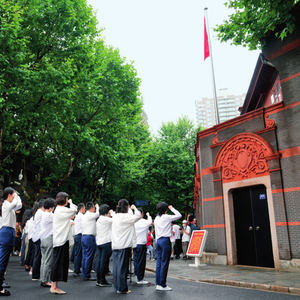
[[256, 226, 260, 230], [249, 226, 253, 231]]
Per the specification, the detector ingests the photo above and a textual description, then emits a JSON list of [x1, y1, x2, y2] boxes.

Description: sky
[[86, 0, 261, 134]]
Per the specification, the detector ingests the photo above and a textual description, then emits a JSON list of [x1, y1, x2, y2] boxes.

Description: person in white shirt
[[133, 208, 152, 284], [111, 199, 141, 294], [81, 202, 99, 281], [40, 198, 55, 287], [154, 202, 181, 292], [172, 222, 181, 259], [73, 203, 85, 276], [181, 220, 191, 260], [0, 187, 22, 296], [31, 199, 45, 281], [24, 208, 36, 274], [50, 192, 77, 295], [96, 204, 113, 287]]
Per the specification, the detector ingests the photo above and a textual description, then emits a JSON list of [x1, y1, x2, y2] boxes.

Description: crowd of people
[[0, 187, 202, 296]]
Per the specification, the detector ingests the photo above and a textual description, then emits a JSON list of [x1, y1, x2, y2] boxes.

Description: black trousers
[[32, 239, 41, 279], [25, 238, 34, 267], [51, 241, 69, 282]]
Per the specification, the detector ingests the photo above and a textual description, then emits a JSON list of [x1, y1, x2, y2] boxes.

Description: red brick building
[[194, 3, 300, 271]]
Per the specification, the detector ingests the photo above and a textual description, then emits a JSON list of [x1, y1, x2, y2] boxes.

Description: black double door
[[233, 185, 274, 268]]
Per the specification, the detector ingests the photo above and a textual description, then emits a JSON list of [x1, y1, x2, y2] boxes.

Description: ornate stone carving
[[265, 114, 275, 128], [215, 133, 273, 182], [212, 132, 218, 144]]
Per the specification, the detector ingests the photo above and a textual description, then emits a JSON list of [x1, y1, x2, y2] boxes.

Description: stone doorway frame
[[223, 175, 280, 269]]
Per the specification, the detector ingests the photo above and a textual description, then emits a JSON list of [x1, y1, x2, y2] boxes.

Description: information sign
[[186, 230, 208, 267]]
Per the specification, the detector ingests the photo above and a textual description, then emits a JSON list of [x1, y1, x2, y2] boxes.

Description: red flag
[[204, 16, 210, 60]]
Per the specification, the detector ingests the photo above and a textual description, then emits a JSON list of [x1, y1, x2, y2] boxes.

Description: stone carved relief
[[212, 132, 218, 144], [265, 114, 275, 128], [215, 134, 273, 182]]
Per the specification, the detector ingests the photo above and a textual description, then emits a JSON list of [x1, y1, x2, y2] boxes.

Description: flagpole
[[204, 8, 220, 124]]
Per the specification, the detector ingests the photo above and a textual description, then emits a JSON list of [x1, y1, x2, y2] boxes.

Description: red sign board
[[187, 230, 207, 257]]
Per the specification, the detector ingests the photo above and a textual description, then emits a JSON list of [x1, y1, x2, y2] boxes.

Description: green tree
[[0, 0, 148, 206], [215, 0, 299, 50], [141, 117, 204, 218]]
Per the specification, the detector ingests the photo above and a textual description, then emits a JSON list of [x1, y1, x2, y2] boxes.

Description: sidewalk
[[146, 258, 300, 296]]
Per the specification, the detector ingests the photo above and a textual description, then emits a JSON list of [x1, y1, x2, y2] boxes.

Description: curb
[[145, 267, 300, 296]]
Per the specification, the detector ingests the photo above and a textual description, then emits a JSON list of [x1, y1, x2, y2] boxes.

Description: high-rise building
[[195, 89, 245, 128]]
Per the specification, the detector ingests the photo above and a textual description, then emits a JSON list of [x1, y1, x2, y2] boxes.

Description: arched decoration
[[214, 133, 274, 182]]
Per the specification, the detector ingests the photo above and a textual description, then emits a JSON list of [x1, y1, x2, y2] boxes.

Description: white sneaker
[[68, 269, 73, 273], [137, 280, 148, 285], [156, 285, 172, 291]]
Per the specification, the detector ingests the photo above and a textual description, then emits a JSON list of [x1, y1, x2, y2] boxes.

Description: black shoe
[[83, 277, 96, 281], [41, 282, 51, 288], [73, 273, 81, 277], [2, 283, 9, 289], [96, 282, 112, 287], [105, 271, 112, 276], [0, 289, 10, 296]]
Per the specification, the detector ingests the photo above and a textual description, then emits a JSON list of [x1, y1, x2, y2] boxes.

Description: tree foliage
[[139, 117, 204, 218], [0, 0, 148, 206], [215, 0, 300, 50]]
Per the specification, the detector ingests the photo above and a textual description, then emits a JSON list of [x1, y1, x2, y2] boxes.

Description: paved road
[[5, 257, 300, 300]]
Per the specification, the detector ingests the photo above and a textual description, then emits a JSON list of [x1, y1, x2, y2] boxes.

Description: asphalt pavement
[[146, 256, 300, 296], [3, 256, 300, 300]]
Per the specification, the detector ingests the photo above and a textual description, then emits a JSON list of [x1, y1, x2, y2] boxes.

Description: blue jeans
[[147, 245, 154, 260], [96, 242, 112, 283], [81, 235, 96, 279], [133, 244, 147, 281], [156, 237, 171, 287], [0, 227, 15, 290], [74, 234, 82, 273]]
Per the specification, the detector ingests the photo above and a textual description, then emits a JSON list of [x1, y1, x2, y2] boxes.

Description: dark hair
[[116, 199, 129, 214], [137, 208, 143, 214], [0, 198, 3, 217], [32, 202, 39, 219], [3, 187, 14, 200], [157, 202, 168, 216], [55, 192, 68, 206], [38, 199, 45, 209], [99, 204, 110, 216], [21, 209, 33, 229], [86, 202, 94, 211], [44, 198, 55, 210], [77, 203, 85, 212]]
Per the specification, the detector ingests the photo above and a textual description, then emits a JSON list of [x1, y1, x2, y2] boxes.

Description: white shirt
[[82, 208, 99, 236], [74, 212, 84, 235], [135, 216, 152, 245], [182, 225, 191, 242], [27, 217, 34, 239], [173, 224, 181, 239], [53, 204, 77, 248], [40, 211, 54, 242], [1, 195, 22, 229], [170, 226, 175, 243], [32, 209, 44, 242], [111, 210, 141, 250], [96, 215, 113, 245], [154, 207, 182, 240]]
